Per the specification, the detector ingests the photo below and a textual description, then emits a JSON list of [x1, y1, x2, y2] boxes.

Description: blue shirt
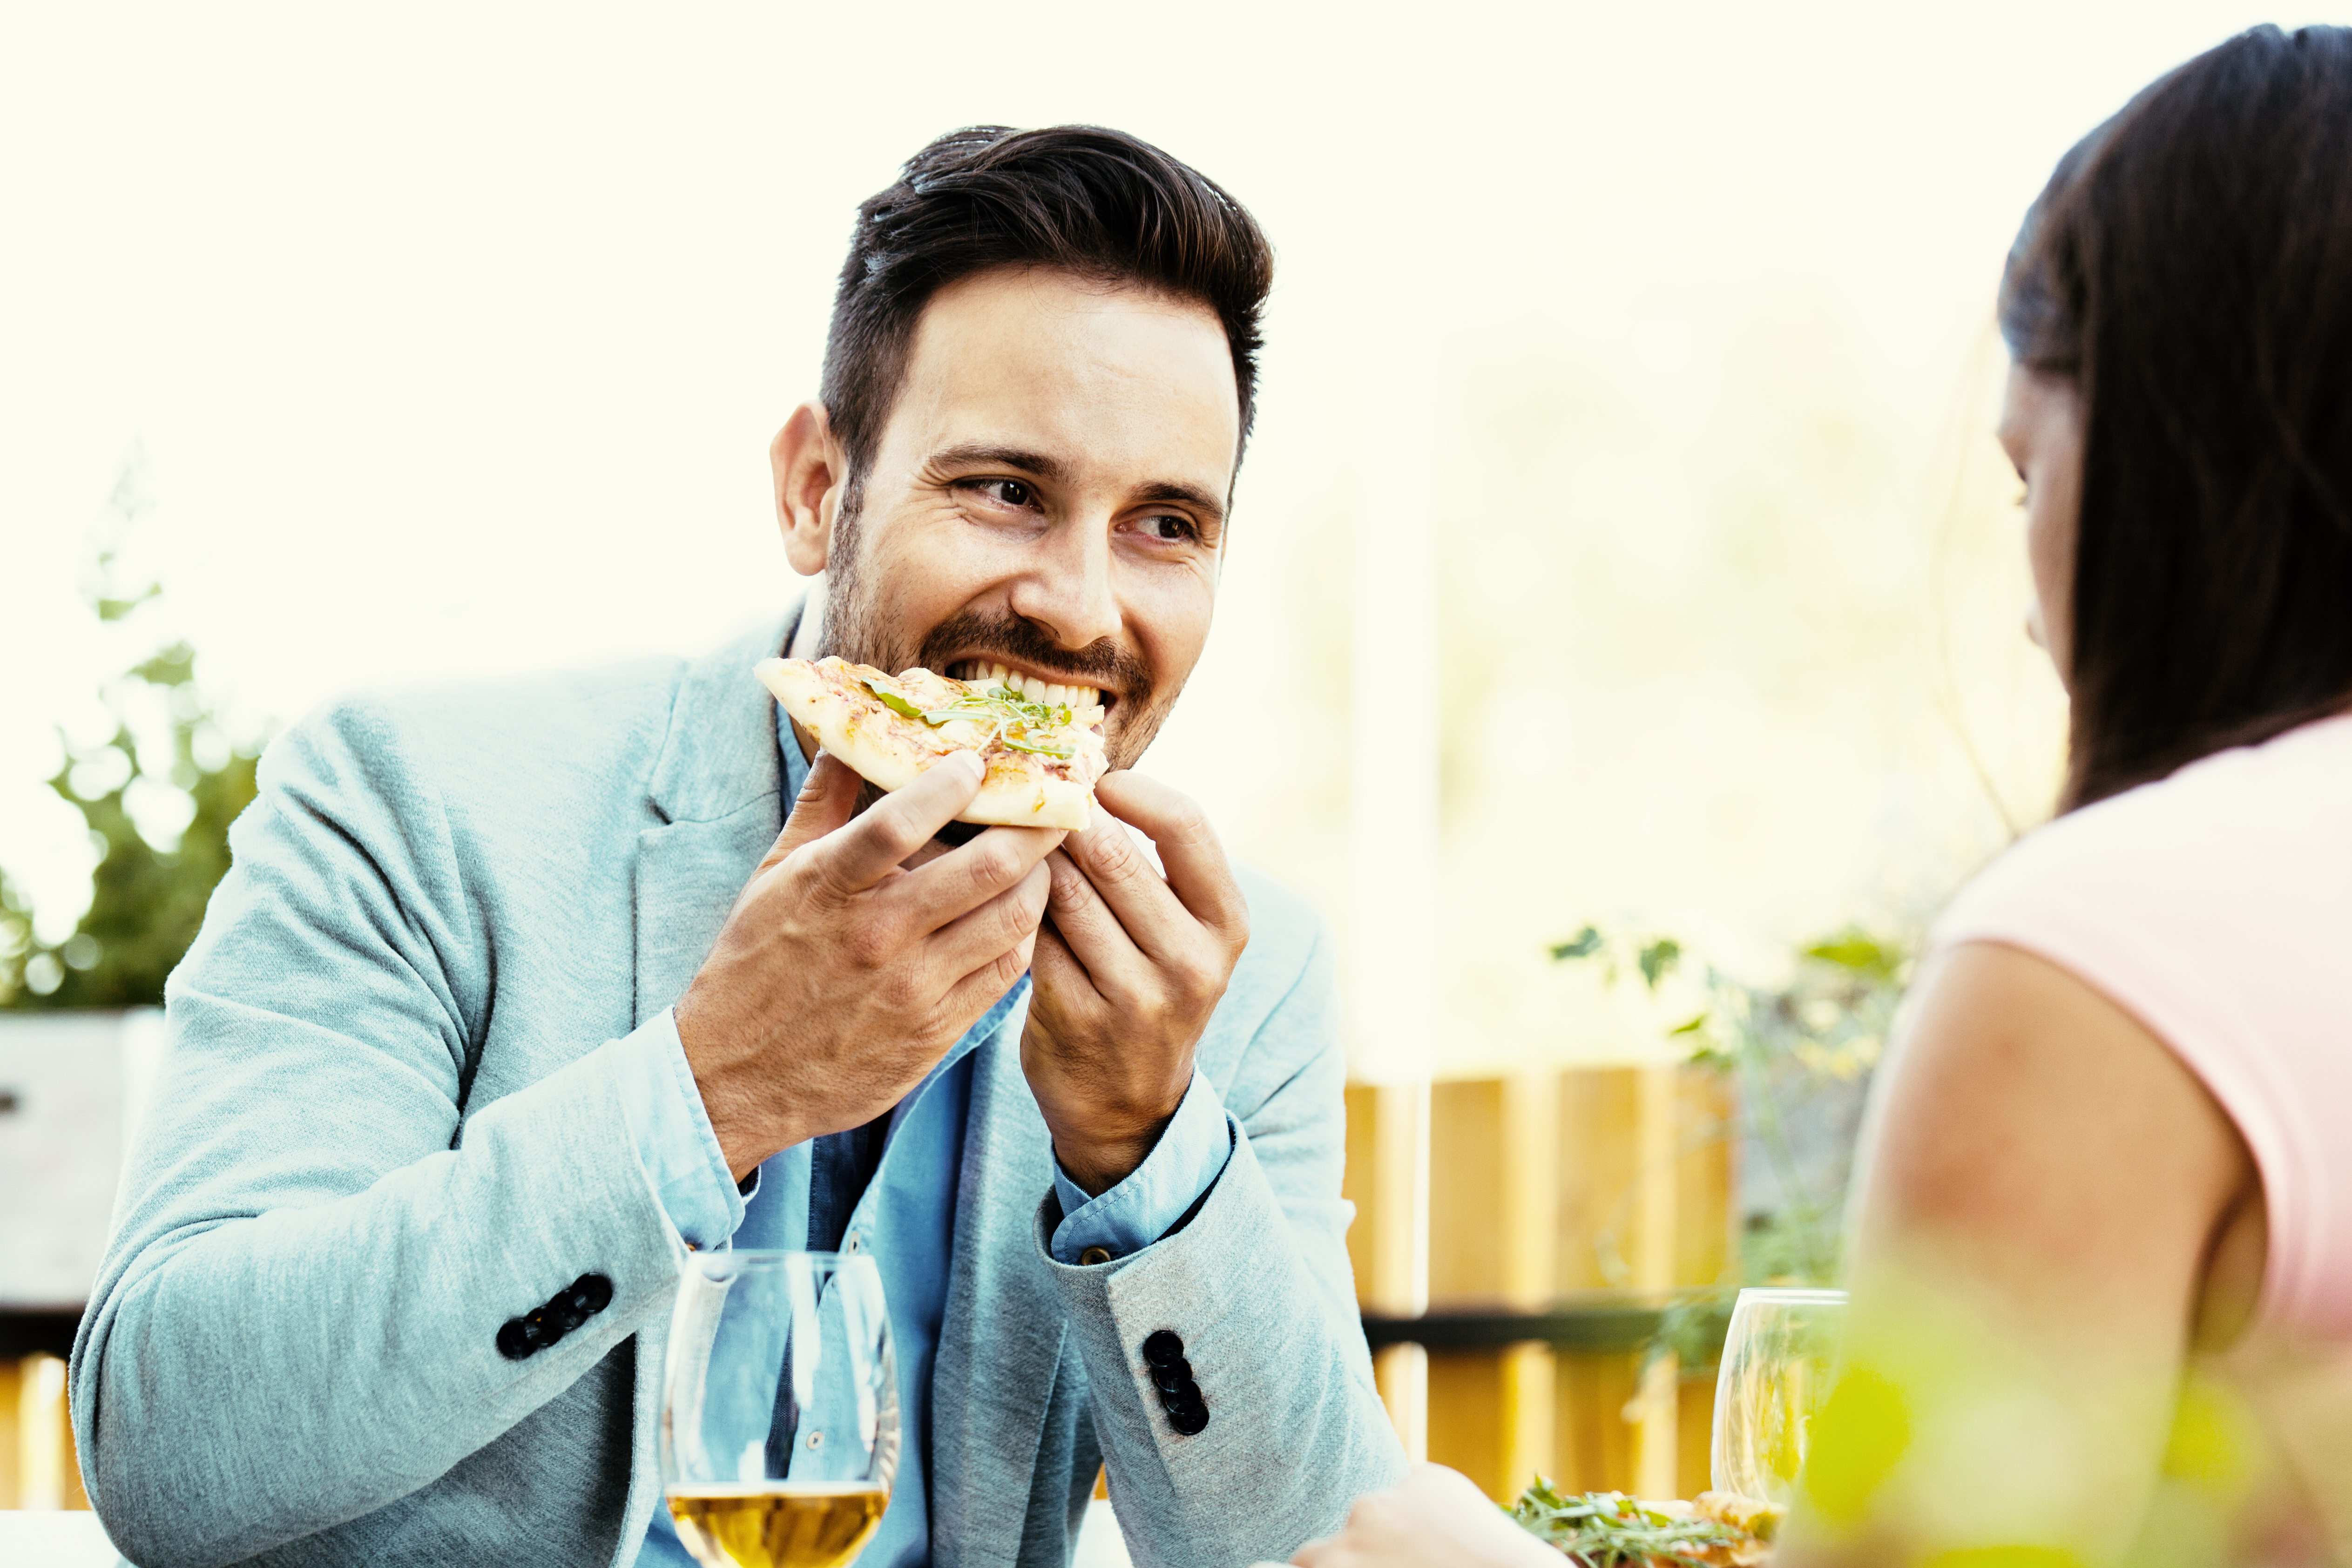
[[620, 713, 1234, 1568]]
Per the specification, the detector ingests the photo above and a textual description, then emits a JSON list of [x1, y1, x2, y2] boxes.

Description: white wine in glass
[[662, 1251, 900, 1568], [1709, 1286, 1846, 1502]]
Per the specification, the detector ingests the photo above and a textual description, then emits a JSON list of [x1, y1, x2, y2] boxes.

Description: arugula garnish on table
[[1509, 1480, 1748, 1567]]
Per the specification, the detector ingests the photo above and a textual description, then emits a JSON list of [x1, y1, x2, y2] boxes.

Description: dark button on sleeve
[[1140, 1331, 1208, 1436], [499, 1274, 615, 1360]]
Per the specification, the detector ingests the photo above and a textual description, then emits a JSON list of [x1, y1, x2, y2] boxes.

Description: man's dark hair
[[2000, 24, 2352, 811], [819, 125, 1274, 502]]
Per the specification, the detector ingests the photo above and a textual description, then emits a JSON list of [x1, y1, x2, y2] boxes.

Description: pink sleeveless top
[[1933, 712, 2352, 1335], [1930, 714, 2352, 1548]]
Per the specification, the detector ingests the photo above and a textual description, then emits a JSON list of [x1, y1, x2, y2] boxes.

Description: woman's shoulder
[[1937, 712, 2352, 953], [1926, 715, 2352, 1336]]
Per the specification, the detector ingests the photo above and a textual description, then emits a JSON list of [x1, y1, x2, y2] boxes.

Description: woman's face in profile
[[1997, 363, 2085, 686]]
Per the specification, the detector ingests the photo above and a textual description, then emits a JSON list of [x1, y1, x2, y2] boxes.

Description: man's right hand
[[674, 750, 1062, 1180]]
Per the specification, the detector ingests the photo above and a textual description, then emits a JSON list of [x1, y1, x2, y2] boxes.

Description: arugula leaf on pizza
[[755, 656, 1110, 830]]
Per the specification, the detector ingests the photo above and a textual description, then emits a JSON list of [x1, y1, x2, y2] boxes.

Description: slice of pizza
[[755, 656, 1110, 830]]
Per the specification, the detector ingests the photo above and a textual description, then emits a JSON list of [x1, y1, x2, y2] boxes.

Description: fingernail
[[954, 750, 985, 781]]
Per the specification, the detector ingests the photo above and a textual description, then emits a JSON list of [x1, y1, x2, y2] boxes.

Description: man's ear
[[771, 402, 847, 577]]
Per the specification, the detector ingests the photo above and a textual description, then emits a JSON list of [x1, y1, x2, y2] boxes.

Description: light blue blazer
[[72, 615, 1405, 1568]]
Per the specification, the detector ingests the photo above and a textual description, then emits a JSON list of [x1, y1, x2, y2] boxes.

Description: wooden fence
[[1346, 1064, 1736, 1503], [0, 1348, 86, 1510]]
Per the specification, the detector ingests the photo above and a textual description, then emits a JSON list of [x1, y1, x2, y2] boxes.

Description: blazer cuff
[[611, 1007, 745, 1250], [1048, 1068, 1233, 1264], [1030, 1128, 1402, 1563]]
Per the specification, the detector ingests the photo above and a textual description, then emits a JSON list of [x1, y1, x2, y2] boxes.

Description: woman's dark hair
[[819, 125, 1273, 505], [2000, 24, 2352, 810]]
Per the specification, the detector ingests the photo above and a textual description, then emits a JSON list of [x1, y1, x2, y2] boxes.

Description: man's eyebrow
[[926, 444, 1071, 485], [1136, 481, 1227, 525], [928, 444, 1229, 526]]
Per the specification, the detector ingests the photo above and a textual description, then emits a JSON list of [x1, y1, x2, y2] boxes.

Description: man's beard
[[818, 508, 1177, 773]]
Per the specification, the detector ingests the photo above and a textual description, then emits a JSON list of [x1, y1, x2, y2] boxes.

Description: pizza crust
[[756, 656, 1109, 830]]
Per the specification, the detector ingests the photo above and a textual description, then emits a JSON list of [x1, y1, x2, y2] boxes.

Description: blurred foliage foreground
[[0, 545, 260, 1010]]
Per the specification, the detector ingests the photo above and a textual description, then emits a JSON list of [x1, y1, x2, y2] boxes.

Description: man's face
[[813, 267, 1239, 770]]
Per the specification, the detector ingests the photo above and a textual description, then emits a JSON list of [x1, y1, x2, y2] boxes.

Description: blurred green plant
[[1552, 921, 1914, 1291], [0, 535, 262, 1010]]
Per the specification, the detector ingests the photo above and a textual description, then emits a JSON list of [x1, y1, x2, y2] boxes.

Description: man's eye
[[968, 479, 1035, 509], [1144, 514, 1196, 542]]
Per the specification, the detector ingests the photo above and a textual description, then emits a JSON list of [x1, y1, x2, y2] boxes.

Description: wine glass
[[1709, 1286, 1846, 1501], [662, 1251, 900, 1568]]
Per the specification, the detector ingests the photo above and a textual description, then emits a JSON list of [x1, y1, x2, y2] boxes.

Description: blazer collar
[[647, 602, 802, 826], [630, 602, 803, 1028]]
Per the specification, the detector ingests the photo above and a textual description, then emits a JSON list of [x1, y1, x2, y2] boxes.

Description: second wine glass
[[1709, 1286, 1846, 1503]]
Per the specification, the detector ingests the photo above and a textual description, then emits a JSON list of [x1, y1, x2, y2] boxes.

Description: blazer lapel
[[932, 1013, 1067, 1568], [632, 817, 774, 1026], [630, 611, 798, 1026], [617, 611, 801, 1566]]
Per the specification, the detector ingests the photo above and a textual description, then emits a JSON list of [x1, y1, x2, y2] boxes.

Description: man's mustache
[[916, 609, 1153, 703]]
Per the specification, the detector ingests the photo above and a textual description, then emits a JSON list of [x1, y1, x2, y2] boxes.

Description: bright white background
[[1, 2, 2319, 1068]]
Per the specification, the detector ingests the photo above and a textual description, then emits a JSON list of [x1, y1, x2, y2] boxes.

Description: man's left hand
[[1022, 770, 1250, 1195]]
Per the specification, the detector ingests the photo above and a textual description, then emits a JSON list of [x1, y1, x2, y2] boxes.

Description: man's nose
[[1007, 518, 1121, 651]]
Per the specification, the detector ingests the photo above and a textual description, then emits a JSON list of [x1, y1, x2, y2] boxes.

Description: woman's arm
[[1277, 942, 2259, 1568], [1292, 1465, 1561, 1568], [1780, 941, 2259, 1566]]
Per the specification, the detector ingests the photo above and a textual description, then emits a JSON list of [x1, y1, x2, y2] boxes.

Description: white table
[[0, 1510, 122, 1566], [1073, 1497, 1135, 1568], [0, 1504, 1123, 1568]]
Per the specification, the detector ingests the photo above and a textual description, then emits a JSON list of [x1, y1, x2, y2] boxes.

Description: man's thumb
[[764, 752, 861, 869]]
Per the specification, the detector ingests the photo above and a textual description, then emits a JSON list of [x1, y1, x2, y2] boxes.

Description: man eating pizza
[[73, 125, 1405, 1567]]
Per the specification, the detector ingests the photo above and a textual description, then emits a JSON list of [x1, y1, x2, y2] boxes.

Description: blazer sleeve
[[69, 698, 686, 1568], [1032, 914, 1408, 1568]]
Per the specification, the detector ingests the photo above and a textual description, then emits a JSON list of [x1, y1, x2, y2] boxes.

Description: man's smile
[[941, 656, 1117, 716]]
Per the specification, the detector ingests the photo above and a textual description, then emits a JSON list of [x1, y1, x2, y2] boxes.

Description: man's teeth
[[945, 660, 1102, 709]]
